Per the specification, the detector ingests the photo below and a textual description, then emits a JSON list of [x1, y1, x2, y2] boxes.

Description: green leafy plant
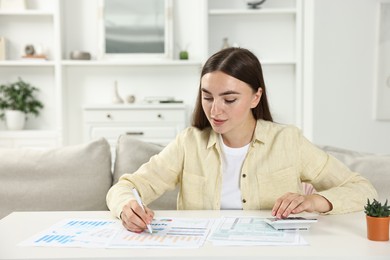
[[364, 199, 390, 217], [0, 77, 44, 120]]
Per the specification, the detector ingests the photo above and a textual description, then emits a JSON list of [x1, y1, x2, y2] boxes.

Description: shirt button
[[242, 174, 246, 178], [242, 199, 247, 203]]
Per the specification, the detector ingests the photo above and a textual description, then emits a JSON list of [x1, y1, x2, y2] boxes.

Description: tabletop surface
[[0, 210, 389, 260]]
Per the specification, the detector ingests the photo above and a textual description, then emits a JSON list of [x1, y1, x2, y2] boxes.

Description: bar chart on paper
[[19, 219, 119, 248], [108, 218, 215, 248]]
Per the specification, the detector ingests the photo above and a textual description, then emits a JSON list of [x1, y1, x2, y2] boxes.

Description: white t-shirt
[[219, 135, 250, 210]]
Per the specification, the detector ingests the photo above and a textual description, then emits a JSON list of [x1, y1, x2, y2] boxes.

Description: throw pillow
[[113, 135, 178, 210], [320, 145, 390, 201]]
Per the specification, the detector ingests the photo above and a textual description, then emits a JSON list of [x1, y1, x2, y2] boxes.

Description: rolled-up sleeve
[[299, 134, 378, 214], [106, 134, 184, 219]]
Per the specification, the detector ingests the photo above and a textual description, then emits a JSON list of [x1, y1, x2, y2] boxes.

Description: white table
[[0, 210, 389, 260]]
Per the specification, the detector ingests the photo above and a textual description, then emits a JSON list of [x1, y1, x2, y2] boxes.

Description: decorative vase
[[112, 80, 124, 104], [221, 37, 230, 49], [366, 215, 390, 241], [5, 110, 25, 130]]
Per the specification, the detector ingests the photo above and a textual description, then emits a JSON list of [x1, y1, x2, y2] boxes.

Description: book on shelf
[[21, 55, 48, 61]]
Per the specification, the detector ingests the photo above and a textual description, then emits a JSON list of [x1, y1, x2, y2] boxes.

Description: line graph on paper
[[108, 218, 214, 248]]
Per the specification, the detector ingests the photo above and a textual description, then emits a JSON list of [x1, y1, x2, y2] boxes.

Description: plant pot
[[5, 110, 25, 130], [366, 215, 390, 241], [179, 51, 188, 60]]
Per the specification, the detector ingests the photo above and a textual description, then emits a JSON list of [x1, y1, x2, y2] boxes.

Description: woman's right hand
[[120, 200, 154, 233]]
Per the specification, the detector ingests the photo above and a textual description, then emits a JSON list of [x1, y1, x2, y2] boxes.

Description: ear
[[250, 87, 262, 108]]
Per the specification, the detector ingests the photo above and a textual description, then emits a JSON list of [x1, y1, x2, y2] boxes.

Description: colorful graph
[[19, 217, 215, 249], [20, 218, 117, 248], [108, 218, 214, 248]]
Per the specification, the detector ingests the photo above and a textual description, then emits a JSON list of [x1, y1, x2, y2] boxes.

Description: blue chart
[[19, 219, 118, 248], [35, 234, 75, 245]]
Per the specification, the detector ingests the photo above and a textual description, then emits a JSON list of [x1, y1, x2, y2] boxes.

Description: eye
[[225, 99, 236, 104], [202, 96, 213, 102]]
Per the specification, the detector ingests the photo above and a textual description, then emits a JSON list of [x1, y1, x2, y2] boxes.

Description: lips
[[211, 118, 226, 126]]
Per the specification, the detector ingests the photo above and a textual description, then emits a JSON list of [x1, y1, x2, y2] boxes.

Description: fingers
[[120, 200, 154, 233], [272, 192, 310, 219]]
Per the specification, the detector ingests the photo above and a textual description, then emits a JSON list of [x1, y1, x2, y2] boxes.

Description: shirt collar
[[252, 119, 270, 145], [206, 119, 271, 149], [207, 128, 218, 149]]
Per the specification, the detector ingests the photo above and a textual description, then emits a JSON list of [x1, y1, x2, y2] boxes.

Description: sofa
[[1, 135, 389, 220]]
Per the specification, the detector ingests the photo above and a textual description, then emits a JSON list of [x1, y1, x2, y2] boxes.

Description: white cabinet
[[207, 0, 303, 127], [83, 104, 186, 151]]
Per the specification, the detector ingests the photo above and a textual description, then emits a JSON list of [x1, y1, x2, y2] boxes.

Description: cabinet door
[[90, 126, 178, 141]]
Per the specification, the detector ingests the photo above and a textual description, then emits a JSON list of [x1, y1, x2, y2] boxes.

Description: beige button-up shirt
[[106, 120, 378, 218]]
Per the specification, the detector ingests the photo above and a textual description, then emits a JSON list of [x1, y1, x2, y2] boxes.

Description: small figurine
[[25, 44, 35, 56]]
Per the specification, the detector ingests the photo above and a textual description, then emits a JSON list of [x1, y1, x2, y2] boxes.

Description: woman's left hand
[[271, 192, 332, 219]]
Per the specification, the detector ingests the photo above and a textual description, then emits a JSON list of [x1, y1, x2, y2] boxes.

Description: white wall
[[311, 0, 390, 154]]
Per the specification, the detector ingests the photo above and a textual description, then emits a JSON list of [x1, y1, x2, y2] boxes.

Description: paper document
[[19, 219, 119, 248], [109, 218, 214, 248], [19, 218, 214, 249], [208, 217, 308, 246]]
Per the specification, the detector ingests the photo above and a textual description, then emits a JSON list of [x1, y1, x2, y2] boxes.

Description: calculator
[[264, 217, 318, 230]]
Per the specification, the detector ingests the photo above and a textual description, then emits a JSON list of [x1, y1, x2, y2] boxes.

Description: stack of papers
[[19, 218, 214, 248], [208, 217, 308, 246], [19, 217, 309, 249]]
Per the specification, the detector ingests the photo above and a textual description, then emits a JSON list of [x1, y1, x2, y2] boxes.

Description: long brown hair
[[192, 47, 273, 129]]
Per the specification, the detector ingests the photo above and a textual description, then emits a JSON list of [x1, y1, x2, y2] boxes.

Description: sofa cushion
[[113, 135, 178, 210], [0, 138, 112, 219], [320, 145, 390, 202]]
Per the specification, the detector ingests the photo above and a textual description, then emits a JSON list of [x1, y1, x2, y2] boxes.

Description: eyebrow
[[201, 88, 240, 96]]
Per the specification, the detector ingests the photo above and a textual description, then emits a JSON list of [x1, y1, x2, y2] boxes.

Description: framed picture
[[375, 1, 390, 120], [0, 0, 26, 10], [97, 0, 173, 60]]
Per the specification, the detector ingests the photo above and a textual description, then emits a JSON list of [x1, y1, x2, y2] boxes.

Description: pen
[[132, 188, 153, 234]]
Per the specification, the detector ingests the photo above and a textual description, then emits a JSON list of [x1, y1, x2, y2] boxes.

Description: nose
[[211, 100, 222, 116]]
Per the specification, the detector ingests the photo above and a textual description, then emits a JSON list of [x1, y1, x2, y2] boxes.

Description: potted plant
[[0, 77, 44, 130], [364, 198, 390, 241]]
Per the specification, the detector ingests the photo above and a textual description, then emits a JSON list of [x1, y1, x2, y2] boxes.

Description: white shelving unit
[[0, 0, 61, 148], [207, 0, 303, 127], [0, 0, 204, 148], [0, 0, 304, 148]]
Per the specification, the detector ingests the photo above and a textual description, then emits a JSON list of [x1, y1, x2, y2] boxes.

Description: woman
[[106, 47, 377, 233]]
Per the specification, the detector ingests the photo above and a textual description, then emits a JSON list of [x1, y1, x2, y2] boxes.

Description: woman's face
[[201, 71, 262, 136]]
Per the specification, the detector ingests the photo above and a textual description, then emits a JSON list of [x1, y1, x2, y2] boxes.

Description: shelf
[[260, 60, 297, 65], [0, 130, 59, 138], [209, 8, 296, 15], [61, 60, 202, 67], [84, 103, 187, 110], [0, 61, 55, 67], [0, 60, 202, 67], [0, 10, 54, 16]]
